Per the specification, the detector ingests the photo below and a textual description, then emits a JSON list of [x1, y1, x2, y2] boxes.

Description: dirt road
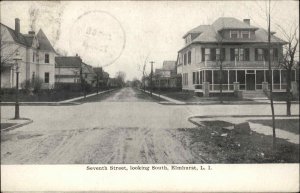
[[1, 88, 198, 164]]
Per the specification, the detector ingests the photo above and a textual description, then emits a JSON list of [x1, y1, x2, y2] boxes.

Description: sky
[[1, 0, 299, 80]]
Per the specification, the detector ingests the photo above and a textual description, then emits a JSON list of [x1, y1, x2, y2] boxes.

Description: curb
[[1, 119, 33, 132], [0, 89, 116, 106], [0, 102, 80, 106]]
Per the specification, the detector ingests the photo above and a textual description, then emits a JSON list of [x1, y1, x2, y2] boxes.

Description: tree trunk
[[219, 63, 223, 104], [286, 67, 292, 116]]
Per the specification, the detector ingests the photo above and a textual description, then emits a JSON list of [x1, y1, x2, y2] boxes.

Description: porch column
[[203, 82, 210, 97], [291, 81, 299, 98]]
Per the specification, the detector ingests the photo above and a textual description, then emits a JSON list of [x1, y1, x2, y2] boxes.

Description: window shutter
[[211, 48, 216, 61], [245, 48, 250, 61], [230, 48, 235, 61], [255, 48, 258, 61], [201, 48, 205, 61]]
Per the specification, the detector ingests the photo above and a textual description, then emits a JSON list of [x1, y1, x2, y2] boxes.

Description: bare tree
[[214, 17, 226, 103], [274, 23, 299, 116], [115, 71, 126, 87], [137, 53, 150, 91]]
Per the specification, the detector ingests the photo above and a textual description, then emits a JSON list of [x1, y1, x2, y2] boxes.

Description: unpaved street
[[1, 87, 298, 164]]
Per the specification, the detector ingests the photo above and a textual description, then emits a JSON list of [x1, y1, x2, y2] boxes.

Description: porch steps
[[242, 90, 269, 100]]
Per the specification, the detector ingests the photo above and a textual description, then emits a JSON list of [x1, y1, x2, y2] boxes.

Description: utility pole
[[267, 0, 276, 149], [150, 61, 154, 96]]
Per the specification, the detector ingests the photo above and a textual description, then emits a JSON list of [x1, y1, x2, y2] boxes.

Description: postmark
[[69, 10, 126, 67]]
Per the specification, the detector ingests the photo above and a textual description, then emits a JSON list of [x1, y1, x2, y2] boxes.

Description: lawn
[[171, 124, 299, 163], [158, 91, 251, 103], [248, 119, 299, 134], [0, 89, 101, 102]]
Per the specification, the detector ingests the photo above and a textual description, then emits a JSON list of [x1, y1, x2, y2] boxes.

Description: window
[[44, 72, 49, 83], [230, 30, 239, 38], [188, 51, 191, 64], [239, 48, 244, 61], [205, 70, 212, 83], [229, 70, 236, 84], [241, 31, 250, 39], [255, 48, 264, 61], [237, 70, 245, 84], [199, 71, 203, 84], [273, 48, 278, 61], [256, 70, 265, 84], [33, 52, 35, 62], [193, 72, 196, 84], [184, 53, 187, 65], [205, 48, 210, 61], [196, 72, 199, 84], [183, 73, 189, 85], [234, 48, 239, 60], [45, 53, 49, 63]]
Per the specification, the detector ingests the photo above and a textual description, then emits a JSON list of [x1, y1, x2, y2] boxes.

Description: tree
[[215, 18, 226, 104], [137, 53, 150, 91], [275, 23, 299, 116], [115, 71, 126, 87]]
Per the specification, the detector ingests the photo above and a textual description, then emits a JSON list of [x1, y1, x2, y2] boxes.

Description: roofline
[[178, 41, 287, 52]]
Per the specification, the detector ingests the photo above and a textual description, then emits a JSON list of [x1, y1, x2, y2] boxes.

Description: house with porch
[[153, 60, 181, 90], [177, 17, 297, 97], [1, 18, 57, 89]]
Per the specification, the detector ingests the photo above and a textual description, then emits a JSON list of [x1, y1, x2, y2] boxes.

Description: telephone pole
[[150, 61, 154, 96]]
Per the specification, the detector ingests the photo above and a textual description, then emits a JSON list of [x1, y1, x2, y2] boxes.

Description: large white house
[[1, 18, 57, 89], [177, 17, 297, 97]]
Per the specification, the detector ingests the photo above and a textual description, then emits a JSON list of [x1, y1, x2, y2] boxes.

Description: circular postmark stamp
[[69, 10, 126, 67]]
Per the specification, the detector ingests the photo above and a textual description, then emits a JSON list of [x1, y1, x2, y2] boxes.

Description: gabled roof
[[82, 62, 95, 74], [55, 56, 82, 68], [1, 23, 56, 52], [36, 29, 56, 52], [1, 23, 29, 47]]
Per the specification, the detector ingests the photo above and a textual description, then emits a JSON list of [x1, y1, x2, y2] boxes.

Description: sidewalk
[[0, 89, 115, 106], [140, 89, 185, 104], [1, 118, 33, 131], [189, 115, 299, 144], [141, 90, 299, 105]]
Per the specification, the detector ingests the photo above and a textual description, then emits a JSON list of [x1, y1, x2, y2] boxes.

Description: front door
[[246, 74, 255, 90]]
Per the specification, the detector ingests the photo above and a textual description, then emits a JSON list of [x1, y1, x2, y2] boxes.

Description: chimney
[[243, 19, 250, 25], [15, 18, 20, 34], [28, 31, 35, 35]]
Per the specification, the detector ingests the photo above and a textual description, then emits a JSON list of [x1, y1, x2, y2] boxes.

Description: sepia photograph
[[0, 0, 299, 192]]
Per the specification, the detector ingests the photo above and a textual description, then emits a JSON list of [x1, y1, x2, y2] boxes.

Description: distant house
[[82, 62, 96, 86], [93, 67, 110, 88], [153, 60, 181, 89], [108, 78, 119, 88], [177, 17, 297, 96], [1, 18, 57, 89], [55, 55, 95, 86], [55, 56, 82, 84]]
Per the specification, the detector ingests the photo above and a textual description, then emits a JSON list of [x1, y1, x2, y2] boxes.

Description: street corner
[[1, 118, 33, 132]]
